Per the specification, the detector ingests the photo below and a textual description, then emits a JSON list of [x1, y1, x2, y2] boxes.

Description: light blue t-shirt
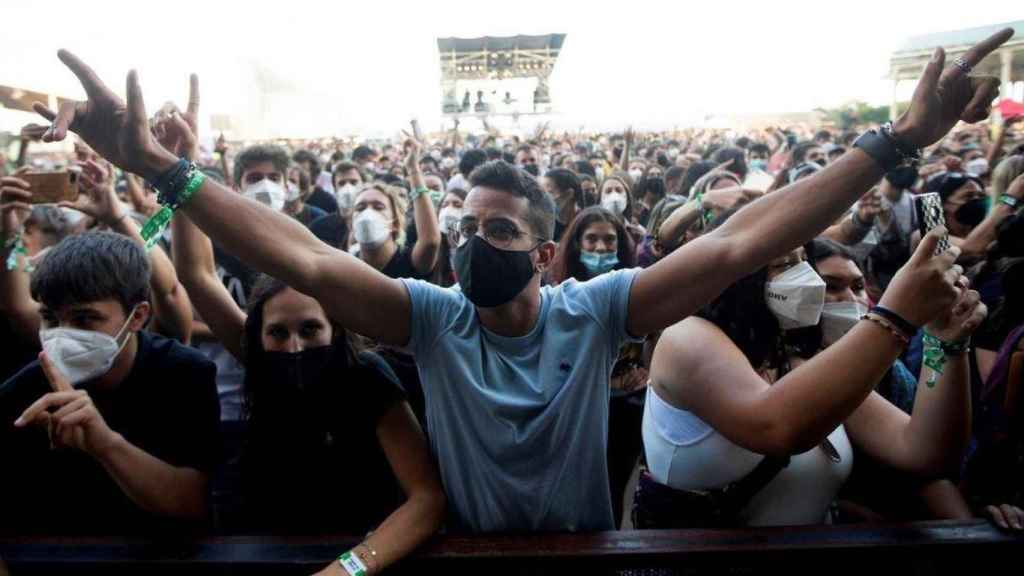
[[401, 268, 641, 532]]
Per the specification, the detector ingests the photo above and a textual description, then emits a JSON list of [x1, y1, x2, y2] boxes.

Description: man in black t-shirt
[[0, 232, 220, 535]]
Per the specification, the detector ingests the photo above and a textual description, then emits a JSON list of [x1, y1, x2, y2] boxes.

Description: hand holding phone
[[914, 192, 951, 255], [22, 171, 80, 204]]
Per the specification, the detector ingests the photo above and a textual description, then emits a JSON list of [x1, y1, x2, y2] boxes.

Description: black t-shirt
[[292, 204, 328, 228], [0, 321, 38, 383], [214, 246, 259, 308], [382, 246, 427, 280], [232, 349, 407, 534], [0, 331, 221, 535], [306, 187, 339, 214], [309, 213, 348, 250]]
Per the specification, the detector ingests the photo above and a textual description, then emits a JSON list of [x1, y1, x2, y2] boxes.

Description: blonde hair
[[991, 155, 1024, 198], [355, 182, 408, 248]]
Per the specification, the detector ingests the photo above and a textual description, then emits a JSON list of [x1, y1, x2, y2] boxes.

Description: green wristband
[[409, 186, 430, 202], [140, 168, 207, 251]]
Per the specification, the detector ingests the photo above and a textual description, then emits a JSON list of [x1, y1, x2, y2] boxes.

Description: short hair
[[233, 144, 290, 188], [749, 143, 771, 157], [292, 149, 321, 177], [332, 161, 362, 182], [352, 145, 376, 163], [712, 146, 748, 180], [664, 166, 687, 194], [791, 141, 821, 165], [574, 160, 596, 177], [469, 160, 556, 241], [544, 168, 581, 199], [485, 147, 503, 161], [459, 148, 489, 178], [31, 231, 150, 314], [680, 161, 716, 195]]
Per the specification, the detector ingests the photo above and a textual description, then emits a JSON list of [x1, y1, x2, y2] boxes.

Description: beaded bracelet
[[868, 305, 917, 340], [862, 313, 911, 348]]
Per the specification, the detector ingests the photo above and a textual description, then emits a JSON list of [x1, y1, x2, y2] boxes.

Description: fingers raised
[[58, 49, 112, 101], [126, 70, 148, 134], [187, 73, 200, 118], [953, 28, 1014, 76], [40, 351, 74, 393]]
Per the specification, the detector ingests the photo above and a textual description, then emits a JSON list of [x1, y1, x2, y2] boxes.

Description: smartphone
[[22, 171, 80, 204], [914, 192, 951, 255], [411, 119, 424, 143]]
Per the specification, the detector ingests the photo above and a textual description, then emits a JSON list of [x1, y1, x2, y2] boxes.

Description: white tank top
[[643, 386, 854, 526]]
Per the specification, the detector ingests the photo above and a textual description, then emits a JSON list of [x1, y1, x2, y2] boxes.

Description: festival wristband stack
[[409, 185, 430, 202], [139, 159, 206, 251], [921, 331, 969, 388], [997, 194, 1021, 211], [337, 544, 378, 576], [4, 229, 34, 273], [862, 305, 918, 349]]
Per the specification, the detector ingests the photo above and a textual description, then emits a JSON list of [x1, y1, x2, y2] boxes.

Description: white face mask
[[285, 181, 301, 202], [765, 261, 826, 329], [593, 166, 605, 180], [336, 183, 357, 211], [820, 301, 869, 346], [244, 179, 286, 212], [628, 169, 643, 182], [353, 209, 392, 248], [966, 158, 989, 176], [601, 192, 627, 215], [39, 307, 137, 385], [438, 206, 463, 234]]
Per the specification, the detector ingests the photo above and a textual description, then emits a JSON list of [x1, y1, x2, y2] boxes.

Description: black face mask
[[642, 177, 666, 198], [453, 234, 537, 308], [814, 158, 827, 167], [523, 163, 540, 177], [955, 197, 990, 229], [248, 346, 335, 419]]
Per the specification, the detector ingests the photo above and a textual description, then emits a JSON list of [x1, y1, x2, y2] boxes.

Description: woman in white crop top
[[637, 228, 985, 528]]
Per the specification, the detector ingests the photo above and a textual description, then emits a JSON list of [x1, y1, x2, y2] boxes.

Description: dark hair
[[25, 206, 73, 249], [549, 206, 635, 284], [735, 136, 751, 149], [680, 161, 715, 195], [805, 237, 857, 270], [31, 231, 150, 314], [749, 143, 771, 157], [574, 160, 596, 178], [352, 145, 376, 163], [664, 165, 687, 190], [815, 130, 832, 143], [234, 144, 290, 188], [292, 149, 321, 178], [240, 275, 362, 417], [544, 168, 583, 207], [459, 148, 489, 178], [926, 172, 984, 204], [791, 141, 821, 165], [469, 160, 556, 241], [485, 147, 503, 161], [696, 212, 820, 370], [332, 160, 362, 182], [712, 146, 749, 180]]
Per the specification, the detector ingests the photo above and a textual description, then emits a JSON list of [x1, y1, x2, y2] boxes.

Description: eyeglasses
[[448, 218, 545, 250]]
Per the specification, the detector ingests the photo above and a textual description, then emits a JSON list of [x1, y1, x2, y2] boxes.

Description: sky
[[0, 0, 1018, 140]]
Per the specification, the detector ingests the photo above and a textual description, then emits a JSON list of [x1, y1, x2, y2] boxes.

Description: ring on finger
[[953, 56, 972, 74]]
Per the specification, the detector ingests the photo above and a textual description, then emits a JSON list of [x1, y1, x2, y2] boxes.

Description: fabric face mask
[[438, 206, 463, 234], [765, 261, 826, 329], [39, 306, 137, 385], [601, 193, 627, 215], [453, 234, 536, 308], [336, 183, 357, 211], [955, 197, 991, 228], [580, 251, 619, 276], [820, 301, 868, 346], [353, 209, 392, 248], [244, 179, 286, 212]]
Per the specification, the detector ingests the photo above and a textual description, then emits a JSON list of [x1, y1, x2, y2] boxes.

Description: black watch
[[853, 122, 920, 172]]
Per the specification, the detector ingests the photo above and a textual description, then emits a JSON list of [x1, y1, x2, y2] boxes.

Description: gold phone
[[22, 171, 80, 204]]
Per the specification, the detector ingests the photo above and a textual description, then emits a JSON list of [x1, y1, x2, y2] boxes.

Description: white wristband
[[338, 550, 368, 576]]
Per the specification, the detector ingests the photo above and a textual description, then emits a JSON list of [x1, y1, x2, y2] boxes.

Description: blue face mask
[[749, 159, 768, 172], [580, 251, 619, 276]]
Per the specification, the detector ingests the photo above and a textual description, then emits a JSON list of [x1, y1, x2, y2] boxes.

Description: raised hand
[[61, 159, 126, 226], [877, 227, 963, 328], [0, 175, 33, 240], [34, 50, 178, 181], [404, 138, 421, 173], [856, 188, 882, 222], [14, 352, 121, 457], [925, 280, 986, 344], [894, 28, 1013, 149]]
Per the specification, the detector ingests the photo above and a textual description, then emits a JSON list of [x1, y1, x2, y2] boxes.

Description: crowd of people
[[2, 28, 1024, 575]]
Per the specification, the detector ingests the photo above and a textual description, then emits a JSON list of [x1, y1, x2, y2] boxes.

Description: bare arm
[[655, 199, 702, 249], [97, 433, 208, 520], [171, 211, 247, 360], [405, 141, 441, 275], [317, 402, 446, 576], [1, 177, 41, 344], [957, 173, 1024, 262], [629, 149, 884, 336], [619, 127, 633, 172]]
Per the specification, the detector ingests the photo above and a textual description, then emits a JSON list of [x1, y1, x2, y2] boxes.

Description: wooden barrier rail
[[1, 520, 1019, 575]]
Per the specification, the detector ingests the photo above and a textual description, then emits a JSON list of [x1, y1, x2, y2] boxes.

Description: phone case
[[914, 192, 951, 255], [23, 171, 79, 204]]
